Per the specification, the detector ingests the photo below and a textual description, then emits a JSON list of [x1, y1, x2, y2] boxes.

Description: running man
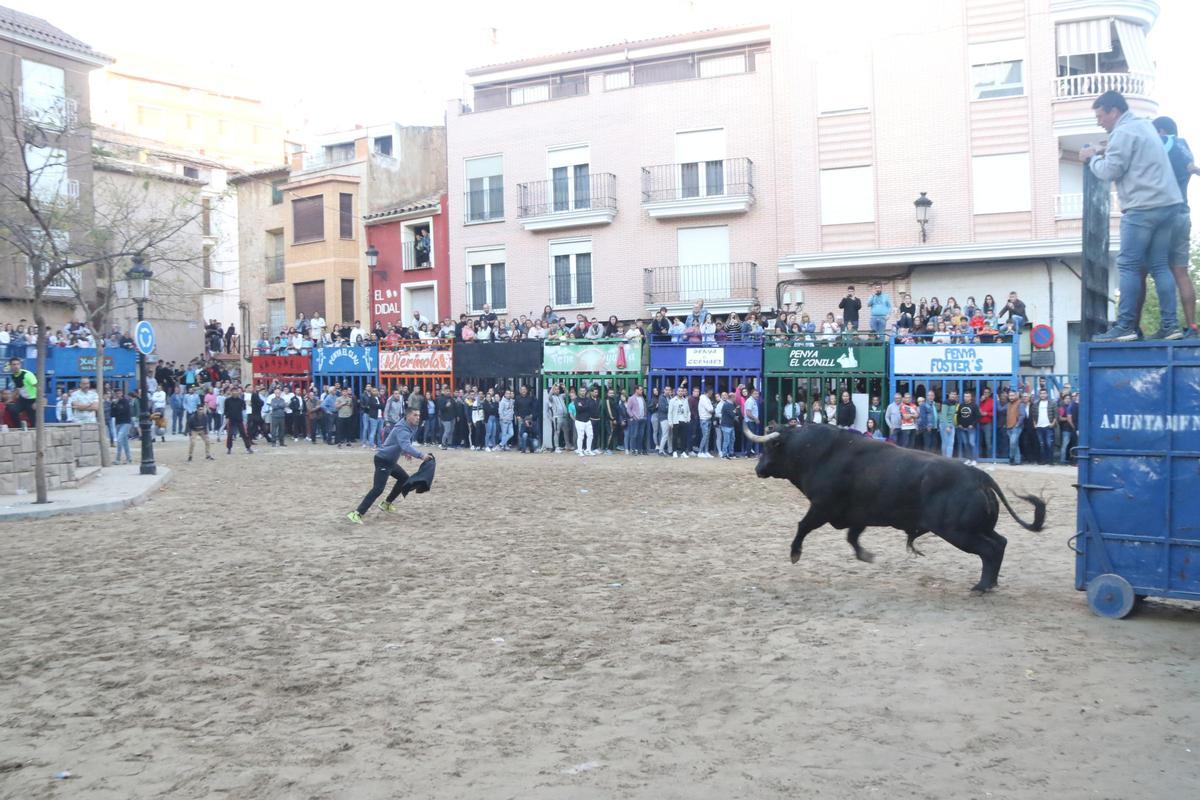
[[348, 406, 433, 524]]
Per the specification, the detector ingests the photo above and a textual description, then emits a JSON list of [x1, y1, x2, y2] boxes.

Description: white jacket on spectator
[[698, 394, 714, 421], [668, 395, 691, 425]]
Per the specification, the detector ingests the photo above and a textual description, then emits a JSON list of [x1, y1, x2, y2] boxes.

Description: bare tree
[[0, 86, 207, 499]]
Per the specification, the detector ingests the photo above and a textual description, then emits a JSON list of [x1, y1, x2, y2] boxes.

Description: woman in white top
[[476, 322, 493, 343], [931, 321, 952, 344]]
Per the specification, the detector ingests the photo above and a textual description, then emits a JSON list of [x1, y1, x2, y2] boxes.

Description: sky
[[14, 0, 1198, 140]]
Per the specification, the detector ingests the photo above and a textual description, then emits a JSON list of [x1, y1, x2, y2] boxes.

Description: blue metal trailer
[[1074, 341, 1200, 618]]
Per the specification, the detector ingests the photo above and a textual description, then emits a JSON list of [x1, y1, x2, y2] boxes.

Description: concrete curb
[[0, 466, 174, 522]]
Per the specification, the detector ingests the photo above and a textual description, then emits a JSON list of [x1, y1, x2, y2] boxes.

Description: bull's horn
[[743, 425, 780, 444]]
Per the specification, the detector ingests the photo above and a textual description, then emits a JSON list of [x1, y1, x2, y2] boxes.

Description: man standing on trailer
[[347, 407, 434, 524]]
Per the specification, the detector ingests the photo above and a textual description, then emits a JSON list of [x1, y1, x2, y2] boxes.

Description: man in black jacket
[[436, 387, 458, 449], [957, 390, 981, 466], [574, 386, 598, 456], [224, 387, 254, 454], [513, 384, 536, 438], [838, 286, 862, 332]]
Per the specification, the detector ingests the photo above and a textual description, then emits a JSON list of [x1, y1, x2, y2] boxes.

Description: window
[[1056, 19, 1116, 76], [548, 145, 591, 211], [202, 245, 213, 289], [550, 238, 593, 307], [698, 52, 747, 78], [326, 142, 355, 163], [268, 231, 284, 282], [466, 248, 506, 311], [509, 82, 549, 105], [819, 166, 875, 225], [972, 153, 1031, 213], [23, 229, 72, 292], [817, 54, 871, 113], [292, 195, 324, 243], [25, 145, 68, 205], [270, 178, 285, 205], [634, 56, 695, 85], [465, 155, 504, 221], [551, 73, 588, 98], [969, 40, 1025, 99], [294, 280, 324, 320], [373, 135, 393, 156], [268, 299, 286, 336], [201, 197, 211, 235], [604, 70, 631, 91], [21, 59, 67, 128], [677, 226, 730, 301], [341, 279, 355, 322], [339, 193, 354, 239], [675, 129, 726, 198], [184, 166, 200, 180]]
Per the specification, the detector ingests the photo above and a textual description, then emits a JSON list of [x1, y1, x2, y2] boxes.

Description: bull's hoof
[[907, 544, 925, 558], [970, 582, 997, 593], [856, 549, 875, 564], [790, 551, 801, 564]]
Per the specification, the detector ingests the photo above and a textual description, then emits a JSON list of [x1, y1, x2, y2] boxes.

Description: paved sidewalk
[[0, 465, 173, 522]]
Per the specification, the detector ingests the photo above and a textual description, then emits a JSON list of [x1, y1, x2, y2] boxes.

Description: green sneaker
[[347, 511, 363, 525], [378, 501, 396, 513]]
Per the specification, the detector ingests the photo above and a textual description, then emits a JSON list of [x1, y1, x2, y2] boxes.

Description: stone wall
[[0, 423, 101, 494]]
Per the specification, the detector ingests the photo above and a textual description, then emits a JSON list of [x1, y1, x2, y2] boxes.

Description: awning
[[1055, 19, 1112, 57], [1113, 19, 1154, 74]]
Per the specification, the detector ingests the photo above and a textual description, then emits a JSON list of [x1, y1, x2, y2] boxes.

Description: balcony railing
[[644, 262, 757, 307], [641, 158, 754, 204], [1054, 191, 1120, 218], [1053, 72, 1152, 100], [25, 262, 77, 296], [401, 240, 433, 271], [463, 188, 505, 223], [264, 254, 284, 283], [517, 173, 617, 218], [466, 279, 507, 313]]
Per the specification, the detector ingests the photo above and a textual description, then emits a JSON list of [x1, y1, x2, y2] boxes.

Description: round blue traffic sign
[[135, 320, 156, 355], [1031, 324, 1054, 349]]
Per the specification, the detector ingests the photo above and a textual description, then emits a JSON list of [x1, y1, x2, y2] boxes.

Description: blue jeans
[[1007, 427, 1022, 465], [519, 427, 538, 452], [698, 418, 713, 454], [364, 416, 381, 447], [626, 419, 642, 452], [485, 416, 498, 448], [721, 425, 735, 458], [745, 420, 762, 454], [498, 420, 513, 448], [359, 412, 369, 443], [1060, 428, 1076, 464], [425, 416, 438, 443], [1037, 427, 1055, 464], [940, 424, 956, 458], [870, 316, 887, 334], [1116, 205, 1181, 331], [115, 422, 132, 462], [959, 427, 978, 461]]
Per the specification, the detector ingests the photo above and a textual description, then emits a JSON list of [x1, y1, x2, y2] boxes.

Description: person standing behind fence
[[916, 392, 937, 452], [1001, 389, 1026, 465], [334, 388, 355, 447], [361, 387, 382, 450], [884, 392, 901, 443], [384, 389, 405, 441], [224, 387, 254, 455], [547, 385, 566, 452], [574, 386, 597, 456], [697, 387, 715, 457], [938, 390, 958, 458], [718, 391, 739, 459], [866, 282, 892, 335], [435, 388, 456, 449], [625, 385, 646, 455], [1060, 390, 1080, 465], [957, 390, 980, 466], [1033, 389, 1057, 465], [496, 389, 515, 451], [836, 390, 856, 430], [269, 388, 288, 447], [1084, 91, 1185, 341]]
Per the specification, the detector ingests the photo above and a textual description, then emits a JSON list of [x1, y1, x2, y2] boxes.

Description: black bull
[[744, 424, 1046, 592]]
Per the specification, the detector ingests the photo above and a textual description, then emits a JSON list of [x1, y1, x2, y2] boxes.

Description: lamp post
[[365, 244, 379, 329], [124, 254, 156, 476], [914, 192, 933, 243]]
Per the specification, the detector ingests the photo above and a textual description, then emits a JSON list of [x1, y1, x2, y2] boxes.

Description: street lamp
[[914, 192, 933, 242], [124, 254, 156, 476], [366, 244, 379, 269]]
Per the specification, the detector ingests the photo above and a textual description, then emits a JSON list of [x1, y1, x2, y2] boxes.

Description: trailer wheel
[[1086, 574, 1136, 619]]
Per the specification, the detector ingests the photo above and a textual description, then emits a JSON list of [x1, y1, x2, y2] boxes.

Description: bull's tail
[[984, 474, 1046, 532]]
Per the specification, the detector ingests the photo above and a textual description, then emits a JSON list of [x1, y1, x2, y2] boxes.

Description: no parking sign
[[1031, 324, 1054, 350]]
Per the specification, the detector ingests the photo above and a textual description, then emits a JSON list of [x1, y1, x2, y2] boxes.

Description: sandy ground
[[0, 435, 1197, 800]]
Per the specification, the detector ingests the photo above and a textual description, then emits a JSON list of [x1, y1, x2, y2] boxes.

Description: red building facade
[[364, 193, 451, 329]]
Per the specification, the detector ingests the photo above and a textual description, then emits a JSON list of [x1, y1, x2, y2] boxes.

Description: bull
[[744, 423, 1045, 592]]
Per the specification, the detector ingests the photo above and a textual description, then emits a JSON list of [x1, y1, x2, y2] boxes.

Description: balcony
[[465, 279, 506, 314], [516, 173, 617, 231], [644, 262, 757, 313], [401, 240, 433, 271], [641, 158, 754, 218], [1054, 191, 1120, 219], [19, 91, 79, 132], [463, 188, 504, 224], [264, 254, 284, 283], [1052, 72, 1156, 140], [26, 262, 78, 297]]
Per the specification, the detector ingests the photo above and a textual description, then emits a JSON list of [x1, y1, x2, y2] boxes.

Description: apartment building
[[446, 25, 780, 322], [90, 56, 288, 171], [448, 0, 1162, 372], [364, 193, 450, 328], [0, 6, 108, 327], [237, 124, 446, 335]]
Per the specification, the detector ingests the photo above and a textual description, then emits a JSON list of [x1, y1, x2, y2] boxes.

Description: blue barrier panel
[[311, 346, 379, 396], [1075, 341, 1200, 617]]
